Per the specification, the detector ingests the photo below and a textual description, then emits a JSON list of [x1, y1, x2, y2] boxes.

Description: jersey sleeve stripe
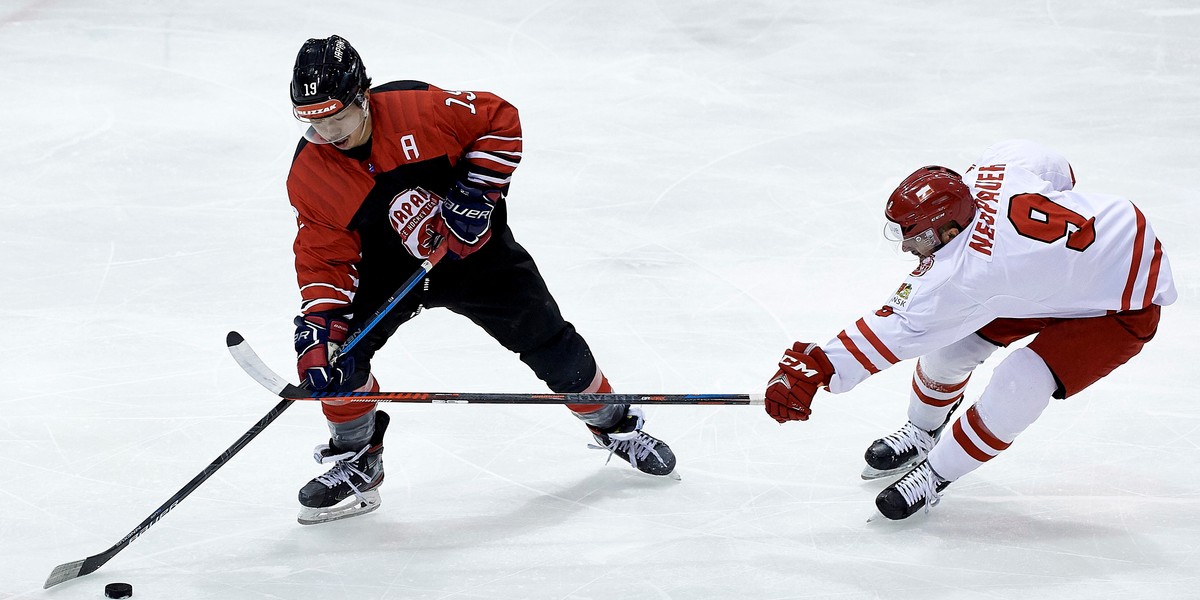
[[466, 172, 512, 186], [855, 319, 901, 365], [301, 297, 351, 313], [465, 150, 520, 169], [300, 281, 356, 297], [299, 282, 355, 315], [837, 330, 880, 374], [1120, 204, 1148, 311]]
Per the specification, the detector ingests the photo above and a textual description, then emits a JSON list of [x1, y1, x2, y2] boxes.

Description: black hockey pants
[[343, 225, 602, 396]]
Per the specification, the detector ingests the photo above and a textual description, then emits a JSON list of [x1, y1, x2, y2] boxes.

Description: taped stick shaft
[[281, 389, 764, 405], [231, 336, 760, 406]]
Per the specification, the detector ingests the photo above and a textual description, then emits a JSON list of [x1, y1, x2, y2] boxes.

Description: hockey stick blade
[[227, 331, 310, 399], [44, 559, 86, 588], [228, 331, 762, 405]]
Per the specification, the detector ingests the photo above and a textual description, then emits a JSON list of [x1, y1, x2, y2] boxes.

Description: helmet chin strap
[[919, 226, 965, 257]]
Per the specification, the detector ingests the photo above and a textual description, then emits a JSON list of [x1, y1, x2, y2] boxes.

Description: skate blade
[[637, 464, 681, 480], [630, 467, 681, 480], [860, 460, 922, 481], [297, 489, 382, 525], [867, 507, 931, 524], [866, 510, 892, 524]]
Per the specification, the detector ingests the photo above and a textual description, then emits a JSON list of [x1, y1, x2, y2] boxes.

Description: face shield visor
[[294, 94, 369, 145], [884, 220, 939, 257]]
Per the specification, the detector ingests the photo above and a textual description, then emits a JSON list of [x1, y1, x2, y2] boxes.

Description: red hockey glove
[[294, 312, 354, 391], [438, 180, 502, 259], [765, 342, 834, 423]]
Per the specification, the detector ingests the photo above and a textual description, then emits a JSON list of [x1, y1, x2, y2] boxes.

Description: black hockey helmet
[[290, 35, 371, 120]]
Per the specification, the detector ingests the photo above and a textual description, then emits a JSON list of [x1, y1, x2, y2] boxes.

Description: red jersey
[[286, 81, 522, 315]]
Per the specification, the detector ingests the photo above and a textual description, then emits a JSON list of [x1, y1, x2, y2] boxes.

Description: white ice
[[3, 1, 1198, 598]]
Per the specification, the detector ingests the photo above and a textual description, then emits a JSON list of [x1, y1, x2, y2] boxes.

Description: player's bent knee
[[975, 348, 1055, 441], [519, 324, 600, 393]]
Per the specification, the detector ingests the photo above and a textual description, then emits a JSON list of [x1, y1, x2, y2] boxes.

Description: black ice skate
[[588, 406, 678, 479], [297, 411, 389, 525], [875, 460, 950, 520], [861, 401, 960, 480]]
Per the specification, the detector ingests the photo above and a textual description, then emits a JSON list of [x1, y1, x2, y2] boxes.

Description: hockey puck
[[104, 582, 133, 598]]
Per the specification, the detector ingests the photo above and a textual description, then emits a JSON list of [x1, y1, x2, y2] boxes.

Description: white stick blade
[[43, 559, 84, 588], [227, 332, 291, 396]]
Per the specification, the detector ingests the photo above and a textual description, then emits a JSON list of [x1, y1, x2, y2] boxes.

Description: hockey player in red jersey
[[286, 35, 676, 524], [764, 140, 1176, 520]]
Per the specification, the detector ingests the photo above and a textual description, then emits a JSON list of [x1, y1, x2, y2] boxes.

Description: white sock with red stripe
[[928, 348, 1055, 481], [907, 334, 997, 431]]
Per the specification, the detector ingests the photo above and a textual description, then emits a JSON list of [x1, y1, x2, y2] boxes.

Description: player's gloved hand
[[294, 312, 354, 391], [765, 342, 834, 423], [439, 180, 503, 258]]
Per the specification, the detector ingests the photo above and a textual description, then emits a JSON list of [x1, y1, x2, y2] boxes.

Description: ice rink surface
[[3, 1, 1198, 598]]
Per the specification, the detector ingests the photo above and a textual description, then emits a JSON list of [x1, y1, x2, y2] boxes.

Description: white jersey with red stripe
[[824, 142, 1177, 394]]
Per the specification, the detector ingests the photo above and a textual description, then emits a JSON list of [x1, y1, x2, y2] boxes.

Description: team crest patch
[[911, 255, 935, 277], [388, 188, 442, 259], [888, 282, 918, 309]]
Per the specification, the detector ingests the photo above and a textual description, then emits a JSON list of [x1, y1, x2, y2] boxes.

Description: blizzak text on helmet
[[294, 99, 346, 119]]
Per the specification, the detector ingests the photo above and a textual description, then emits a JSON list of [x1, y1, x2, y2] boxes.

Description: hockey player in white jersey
[[764, 140, 1176, 520]]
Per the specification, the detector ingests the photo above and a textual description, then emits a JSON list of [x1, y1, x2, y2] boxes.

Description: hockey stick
[[296, 390, 761, 405], [42, 398, 294, 589], [44, 256, 441, 589], [229, 327, 761, 406]]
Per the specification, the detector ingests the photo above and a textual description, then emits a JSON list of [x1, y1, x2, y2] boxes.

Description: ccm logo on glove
[[764, 342, 834, 423]]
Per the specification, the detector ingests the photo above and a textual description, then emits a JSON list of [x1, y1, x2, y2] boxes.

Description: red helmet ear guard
[[885, 166, 976, 255]]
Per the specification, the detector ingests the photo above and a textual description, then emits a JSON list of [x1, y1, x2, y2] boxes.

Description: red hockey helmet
[[884, 166, 976, 256]]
